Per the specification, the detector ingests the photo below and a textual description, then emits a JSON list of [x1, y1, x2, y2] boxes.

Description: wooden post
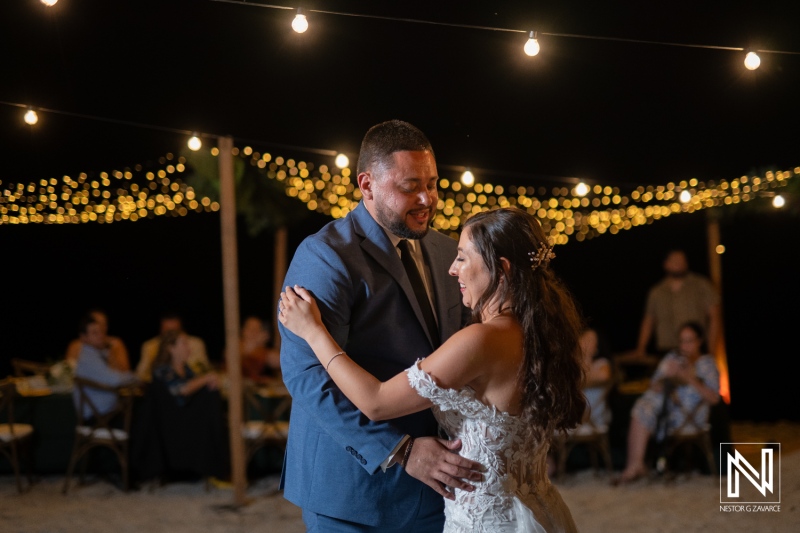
[[706, 212, 731, 404], [218, 135, 247, 506], [272, 225, 288, 351]]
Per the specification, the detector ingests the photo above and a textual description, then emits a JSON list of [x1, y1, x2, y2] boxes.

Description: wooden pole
[[218, 135, 247, 506], [706, 213, 731, 404], [272, 225, 288, 352]]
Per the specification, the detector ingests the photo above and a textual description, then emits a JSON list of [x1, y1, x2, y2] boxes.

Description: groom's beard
[[375, 203, 435, 240]]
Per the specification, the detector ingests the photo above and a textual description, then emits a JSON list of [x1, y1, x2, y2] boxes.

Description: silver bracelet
[[326, 351, 345, 370]]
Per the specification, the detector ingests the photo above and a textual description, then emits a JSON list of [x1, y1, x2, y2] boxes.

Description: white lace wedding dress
[[407, 361, 578, 533]]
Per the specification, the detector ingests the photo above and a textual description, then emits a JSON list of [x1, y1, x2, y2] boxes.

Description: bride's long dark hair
[[463, 207, 586, 442]]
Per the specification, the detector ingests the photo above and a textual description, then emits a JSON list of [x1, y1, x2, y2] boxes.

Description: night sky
[[1, 1, 798, 421]]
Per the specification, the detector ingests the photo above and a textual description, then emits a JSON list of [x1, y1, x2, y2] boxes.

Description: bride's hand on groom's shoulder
[[278, 285, 323, 339], [403, 437, 484, 500]]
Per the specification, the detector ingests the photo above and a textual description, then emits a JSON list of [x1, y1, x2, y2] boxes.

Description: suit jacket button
[[346, 446, 353, 452], [360, 458, 367, 465]]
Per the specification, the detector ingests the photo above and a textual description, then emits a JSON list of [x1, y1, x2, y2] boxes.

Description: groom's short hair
[[357, 119, 435, 175]]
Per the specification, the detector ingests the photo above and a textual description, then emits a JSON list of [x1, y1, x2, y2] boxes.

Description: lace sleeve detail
[[406, 359, 500, 419]]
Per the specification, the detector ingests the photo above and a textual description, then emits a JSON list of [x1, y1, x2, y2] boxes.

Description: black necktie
[[398, 239, 440, 348]]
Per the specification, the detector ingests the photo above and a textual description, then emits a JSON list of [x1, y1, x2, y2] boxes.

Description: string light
[[4, 143, 796, 247], [292, 8, 309, 33], [461, 169, 475, 187], [523, 31, 540, 57], [23, 107, 38, 125], [2, 97, 796, 239], [744, 51, 761, 70], [188, 133, 202, 151], [40, 0, 58, 6], [773, 194, 785, 208], [334, 153, 349, 169], [258, 154, 798, 242], [574, 182, 589, 197], [0, 153, 225, 226], [716, 245, 726, 254], [213, 1, 800, 70]]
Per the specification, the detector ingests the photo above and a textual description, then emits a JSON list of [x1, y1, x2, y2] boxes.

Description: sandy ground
[[2, 421, 797, 533]]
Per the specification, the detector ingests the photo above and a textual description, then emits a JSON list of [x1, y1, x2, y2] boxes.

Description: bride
[[279, 207, 584, 533]]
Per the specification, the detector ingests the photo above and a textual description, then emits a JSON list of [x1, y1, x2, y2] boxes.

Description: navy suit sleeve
[[279, 237, 406, 474]]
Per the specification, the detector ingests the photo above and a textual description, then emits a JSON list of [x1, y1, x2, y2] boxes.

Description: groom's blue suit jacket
[[278, 202, 467, 527]]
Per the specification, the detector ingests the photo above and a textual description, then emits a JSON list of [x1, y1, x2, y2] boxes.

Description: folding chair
[[11, 359, 51, 378], [242, 383, 291, 474], [612, 352, 659, 396], [62, 377, 137, 494], [0, 379, 35, 493], [553, 380, 614, 478], [661, 394, 717, 482]]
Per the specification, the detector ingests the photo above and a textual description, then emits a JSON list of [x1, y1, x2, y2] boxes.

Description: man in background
[[73, 313, 139, 419], [634, 249, 721, 358], [136, 312, 209, 381], [64, 308, 130, 372]]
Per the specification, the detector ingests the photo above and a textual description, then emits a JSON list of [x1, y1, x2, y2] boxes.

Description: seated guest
[[136, 312, 209, 382], [579, 326, 613, 429], [240, 315, 281, 382], [547, 326, 612, 476], [152, 331, 219, 403], [135, 330, 228, 482], [72, 313, 139, 419], [65, 308, 130, 372], [615, 321, 720, 484]]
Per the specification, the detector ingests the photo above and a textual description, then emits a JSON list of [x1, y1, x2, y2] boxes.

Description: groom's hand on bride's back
[[403, 437, 483, 500]]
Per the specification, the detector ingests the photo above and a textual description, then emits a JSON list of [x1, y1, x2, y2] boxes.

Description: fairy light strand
[[0, 154, 220, 226], [2, 135, 796, 244], [226, 146, 798, 244], [2, 138, 795, 241]]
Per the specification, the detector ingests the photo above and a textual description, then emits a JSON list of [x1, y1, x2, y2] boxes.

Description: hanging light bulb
[[744, 51, 761, 70], [772, 195, 785, 208], [334, 153, 349, 169], [292, 8, 309, 33], [461, 169, 475, 187], [23, 107, 38, 125], [679, 190, 692, 203], [573, 182, 589, 197], [523, 31, 540, 57], [188, 133, 202, 151], [40, 0, 58, 6]]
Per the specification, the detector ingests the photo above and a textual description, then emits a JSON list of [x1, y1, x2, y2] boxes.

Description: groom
[[278, 120, 482, 531]]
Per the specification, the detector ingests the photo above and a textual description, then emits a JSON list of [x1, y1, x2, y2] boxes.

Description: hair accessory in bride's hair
[[528, 242, 556, 271]]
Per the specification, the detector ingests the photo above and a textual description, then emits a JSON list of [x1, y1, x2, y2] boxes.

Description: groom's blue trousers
[[302, 491, 444, 532]]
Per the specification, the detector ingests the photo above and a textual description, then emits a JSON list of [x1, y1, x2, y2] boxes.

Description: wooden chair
[[612, 352, 660, 396], [553, 380, 614, 478], [242, 383, 291, 474], [11, 359, 51, 378], [0, 378, 35, 493], [62, 377, 137, 494], [660, 394, 718, 482]]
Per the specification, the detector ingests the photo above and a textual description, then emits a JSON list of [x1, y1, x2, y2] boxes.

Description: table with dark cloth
[[2, 391, 77, 474], [130, 381, 229, 482], [1, 382, 289, 479]]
